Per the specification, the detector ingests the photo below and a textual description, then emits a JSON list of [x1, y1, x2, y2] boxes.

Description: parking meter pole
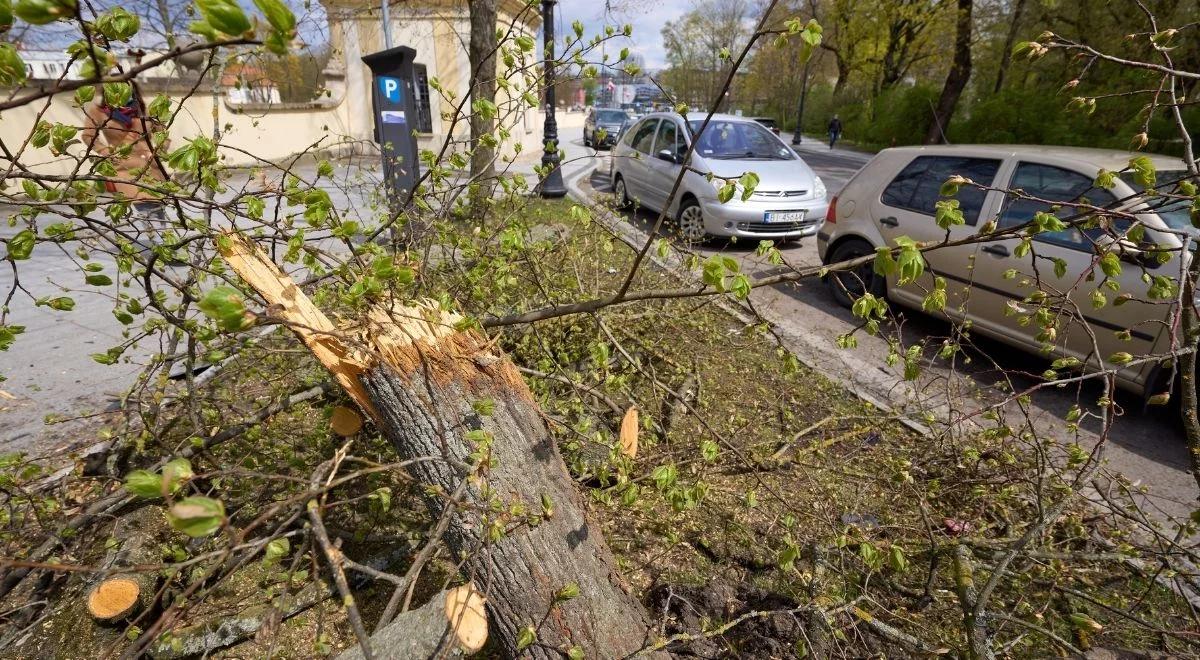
[[538, 0, 567, 198], [362, 46, 421, 244]]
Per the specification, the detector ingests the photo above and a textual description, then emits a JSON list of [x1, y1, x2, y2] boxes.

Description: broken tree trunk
[[220, 235, 662, 658]]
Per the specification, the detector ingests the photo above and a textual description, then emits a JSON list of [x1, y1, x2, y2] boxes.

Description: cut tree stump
[[336, 584, 487, 660], [86, 505, 164, 623], [220, 235, 663, 658]]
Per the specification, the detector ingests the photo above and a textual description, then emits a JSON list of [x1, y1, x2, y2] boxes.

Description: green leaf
[[252, 0, 295, 34], [166, 496, 226, 537], [893, 236, 925, 285], [0, 43, 27, 86], [196, 0, 250, 36], [14, 0, 75, 25], [124, 469, 164, 498], [6, 229, 35, 260], [198, 285, 252, 331], [555, 582, 580, 601], [516, 626, 536, 651], [0, 0, 12, 32], [162, 458, 193, 493], [37, 296, 75, 311], [717, 183, 735, 204], [738, 171, 759, 201], [1099, 252, 1121, 278], [85, 273, 113, 286], [94, 7, 139, 40], [262, 537, 290, 567], [1108, 351, 1133, 365], [730, 273, 751, 300], [1129, 155, 1155, 188], [934, 199, 963, 228]]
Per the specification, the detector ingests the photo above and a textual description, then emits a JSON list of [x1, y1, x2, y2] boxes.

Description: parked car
[[817, 144, 1192, 399], [610, 113, 828, 242], [752, 117, 781, 135], [584, 108, 633, 149]]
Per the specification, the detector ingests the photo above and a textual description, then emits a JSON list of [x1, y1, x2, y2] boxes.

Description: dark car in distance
[[752, 117, 781, 135], [585, 108, 633, 149]]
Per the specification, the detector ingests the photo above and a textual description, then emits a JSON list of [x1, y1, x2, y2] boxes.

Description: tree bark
[[924, 0, 973, 144], [468, 0, 499, 217], [992, 0, 1027, 94], [219, 235, 663, 659]]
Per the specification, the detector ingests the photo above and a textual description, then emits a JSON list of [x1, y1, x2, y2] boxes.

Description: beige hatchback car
[[817, 145, 1192, 399]]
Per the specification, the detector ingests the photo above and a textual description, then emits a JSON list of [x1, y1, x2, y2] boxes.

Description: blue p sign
[[379, 76, 403, 104]]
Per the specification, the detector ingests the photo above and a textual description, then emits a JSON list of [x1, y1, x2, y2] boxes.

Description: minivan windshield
[[687, 120, 794, 160], [597, 110, 630, 124], [1120, 170, 1193, 232]]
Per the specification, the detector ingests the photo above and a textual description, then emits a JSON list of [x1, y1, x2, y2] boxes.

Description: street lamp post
[[538, 0, 567, 198], [791, 57, 810, 145]]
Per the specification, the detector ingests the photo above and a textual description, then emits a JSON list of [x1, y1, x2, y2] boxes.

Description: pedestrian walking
[[81, 95, 171, 248], [827, 114, 843, 150]]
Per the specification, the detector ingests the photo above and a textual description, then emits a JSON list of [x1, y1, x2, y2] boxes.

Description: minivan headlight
[[813, 176, 827, 200]]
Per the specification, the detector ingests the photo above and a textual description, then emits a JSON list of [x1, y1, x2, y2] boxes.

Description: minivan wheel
[[677, 200, 708, 243], [613, 176, 630, 209], [827, 239, 885, 308]]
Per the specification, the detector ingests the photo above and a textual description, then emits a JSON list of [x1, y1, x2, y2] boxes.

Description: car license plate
[[764, 210, 806, 224]]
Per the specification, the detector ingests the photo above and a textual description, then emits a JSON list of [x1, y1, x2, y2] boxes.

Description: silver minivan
[[610, 113, 828, 242], [817, 144, 1191, 398]]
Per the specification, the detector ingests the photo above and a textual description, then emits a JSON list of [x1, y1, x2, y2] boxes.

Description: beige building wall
[[0, 0, 549, 178]]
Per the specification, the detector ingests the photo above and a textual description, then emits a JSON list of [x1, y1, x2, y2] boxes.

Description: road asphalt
[[1, 121, 1194, 528], [570, 129, 1196, 526]]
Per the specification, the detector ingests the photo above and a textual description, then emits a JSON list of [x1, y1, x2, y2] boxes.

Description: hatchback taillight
[[825, 196, 838, 224]]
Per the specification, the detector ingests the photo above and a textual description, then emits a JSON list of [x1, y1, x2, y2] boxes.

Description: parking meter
[[361, 46, 420, 206]]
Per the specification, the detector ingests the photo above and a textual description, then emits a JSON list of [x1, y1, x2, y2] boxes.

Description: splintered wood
[[218, 232, 467, 423], [218, 232, 375, 418]]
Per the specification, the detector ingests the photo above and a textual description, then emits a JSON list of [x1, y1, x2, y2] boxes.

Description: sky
[[555, 0, 692, 71]]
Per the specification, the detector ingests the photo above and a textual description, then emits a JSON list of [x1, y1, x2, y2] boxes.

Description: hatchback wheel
[[827, 239, 885, 308], [677, 200, 708, 243]]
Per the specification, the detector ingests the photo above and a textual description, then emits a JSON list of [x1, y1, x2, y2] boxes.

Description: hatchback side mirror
[[657, 149, 677, 164]]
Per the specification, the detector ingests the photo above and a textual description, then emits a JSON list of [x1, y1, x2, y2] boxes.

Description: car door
[[620, 118, 660, 207], [872, 154, 1005, 317], [969, 160, 1164, 388], [642, 118, 683, 211]]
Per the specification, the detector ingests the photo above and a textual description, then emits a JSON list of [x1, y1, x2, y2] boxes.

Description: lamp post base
[[538, 163, 568, 198]]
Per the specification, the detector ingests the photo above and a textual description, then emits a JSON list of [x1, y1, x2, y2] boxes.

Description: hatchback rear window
[[881, 155, 1001, 225]]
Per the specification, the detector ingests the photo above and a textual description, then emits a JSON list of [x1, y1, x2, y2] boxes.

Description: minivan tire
[[827, 239, 886, 308], [612, 175, 630, 210], [676, 199, 709, 243]]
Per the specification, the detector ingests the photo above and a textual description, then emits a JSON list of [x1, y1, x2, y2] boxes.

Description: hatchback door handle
[[879, 216, 899, 227], [982, 245, 1009, 257]]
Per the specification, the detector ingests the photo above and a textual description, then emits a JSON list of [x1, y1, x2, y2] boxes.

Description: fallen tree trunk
[[220, 235, 662, 658]]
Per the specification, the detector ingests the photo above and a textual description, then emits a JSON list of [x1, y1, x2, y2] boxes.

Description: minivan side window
[[631, 119, 659, 154], [620, 119, 642, 147], [653, 120, 678, 157], [881, 155, 1001, 225], [999, 162, 1118, 251]]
